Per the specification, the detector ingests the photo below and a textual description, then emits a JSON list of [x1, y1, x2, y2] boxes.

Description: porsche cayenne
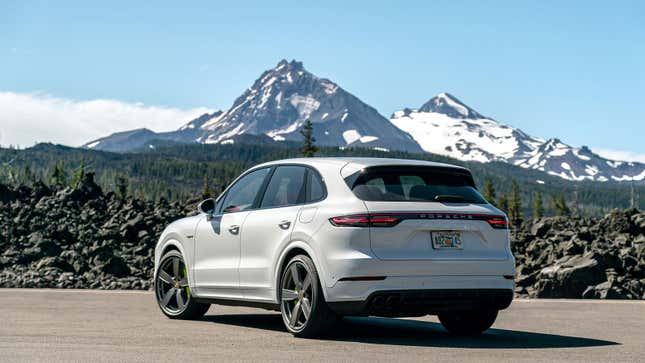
[[153, 157, 514, 337]]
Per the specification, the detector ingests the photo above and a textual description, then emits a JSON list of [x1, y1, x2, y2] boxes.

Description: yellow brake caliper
[[184, 266, 190, 298]]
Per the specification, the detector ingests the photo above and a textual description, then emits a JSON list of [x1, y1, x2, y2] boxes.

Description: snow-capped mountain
[[85, 60, 422, 153], [391, 93, 645, 182], [84, 60, 644, 183], [191, 59, 422, 152], [84, 111, 224, 152]]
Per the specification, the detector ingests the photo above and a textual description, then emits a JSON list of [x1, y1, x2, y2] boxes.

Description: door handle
[[278, 220, 291, 230], [228, 225, 240, 235]]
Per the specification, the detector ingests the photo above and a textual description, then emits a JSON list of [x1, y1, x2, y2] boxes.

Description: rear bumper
[[325, 274, 514, 302], [328, 288, 514, 317]]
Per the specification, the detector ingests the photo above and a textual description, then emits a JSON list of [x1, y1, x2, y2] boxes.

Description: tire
[[279, 254, 338, 338], [438, 309, 498, 335], [155, 250, 210, 320]]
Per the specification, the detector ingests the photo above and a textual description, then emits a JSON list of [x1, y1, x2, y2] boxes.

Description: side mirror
[[198, 198, 216, 218]]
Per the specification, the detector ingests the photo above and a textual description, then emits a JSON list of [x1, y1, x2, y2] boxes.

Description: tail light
[[330, 212, 509, 229], [330, 214, 401, 227], [329, 215, 370, 227], [486, 216, 509, 229]]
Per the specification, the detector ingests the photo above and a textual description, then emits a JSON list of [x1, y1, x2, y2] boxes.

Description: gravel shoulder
[[0, 289, 643, 362]]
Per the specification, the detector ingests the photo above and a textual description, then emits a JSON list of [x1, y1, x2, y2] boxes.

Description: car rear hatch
[[342, 164, 511, 263]]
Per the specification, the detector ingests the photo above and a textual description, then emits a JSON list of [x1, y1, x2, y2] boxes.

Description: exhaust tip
[[385, 295, 399, 309], [372, 296, 386, 309]]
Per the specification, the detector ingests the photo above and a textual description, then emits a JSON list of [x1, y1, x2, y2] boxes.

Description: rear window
[[345, 165, 486, 204]]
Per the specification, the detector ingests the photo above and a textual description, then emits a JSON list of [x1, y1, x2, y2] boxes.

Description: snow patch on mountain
[[391, 94, 645, 182], [289, 94, 320, 118], [343, 129, 361, 144]]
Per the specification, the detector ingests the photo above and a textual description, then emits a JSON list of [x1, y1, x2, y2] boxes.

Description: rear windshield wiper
[[433, 195, 470, 203]]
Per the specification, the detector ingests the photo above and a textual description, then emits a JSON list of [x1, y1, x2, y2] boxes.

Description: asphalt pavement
[[0, 289, 643, 362]]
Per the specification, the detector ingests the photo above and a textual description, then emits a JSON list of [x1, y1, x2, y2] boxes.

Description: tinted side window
[[307, 170, 325, 202], [260, 166, 306, 208], [221, 168, 270, 213]]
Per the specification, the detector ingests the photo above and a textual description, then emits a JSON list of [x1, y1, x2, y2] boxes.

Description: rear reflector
[[330, 212, 509, 229], [338, 276, 387, 282]]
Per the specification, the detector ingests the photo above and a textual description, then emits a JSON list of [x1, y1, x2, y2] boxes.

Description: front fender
[[154, 215, 201, 289]]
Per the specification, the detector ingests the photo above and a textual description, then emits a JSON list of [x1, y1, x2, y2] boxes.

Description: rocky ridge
[[513, 210, 645, 299], [0, 175, 194, 289], [1, 177, 644, 298]]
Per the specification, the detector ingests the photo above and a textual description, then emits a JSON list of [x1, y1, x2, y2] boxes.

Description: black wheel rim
[[156, 255, 190, 314], [280, 261, 314, 331]]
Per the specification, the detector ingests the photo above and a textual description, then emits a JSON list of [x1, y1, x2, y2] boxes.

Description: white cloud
[[595, 148, 645, 163], [0, 91, 213, 147]]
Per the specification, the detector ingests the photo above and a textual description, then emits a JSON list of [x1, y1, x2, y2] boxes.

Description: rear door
[[240, 165, 308, 301], [346, 166, 510, 264]]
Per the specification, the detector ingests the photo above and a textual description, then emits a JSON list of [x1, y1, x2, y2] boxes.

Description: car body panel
[[362, 201, 511, 264], [240, 205, 301, 300], [192, 211, 250, 299], [154, 215, 200, 290], [155, 157, 515, 309]]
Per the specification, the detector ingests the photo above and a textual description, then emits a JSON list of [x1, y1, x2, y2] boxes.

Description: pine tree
[[532, 191, 544, 219], [72, 159, 86, 188], [23, 165, 34, 184], [508, 179, 523, 224], [550, 195, 570, 216], [557, 195, 571, 216], [201, 175, 213, 200], [7, 166, 18, 186], [483, 179, 496, 206], [300, 119, 318, 157], [49, 160, 68, 189], [497, 193, 509, 213], [116, 175, 128, 199]]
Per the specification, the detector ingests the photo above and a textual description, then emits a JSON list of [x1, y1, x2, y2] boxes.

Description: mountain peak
[[418, 92, 484, 120], [193, 59, 422, 151], [275, 59, 304, 72], [543, 138, 565, 148]]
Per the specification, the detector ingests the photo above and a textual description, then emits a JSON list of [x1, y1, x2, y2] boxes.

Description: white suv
[[153, 157, 515, 337]]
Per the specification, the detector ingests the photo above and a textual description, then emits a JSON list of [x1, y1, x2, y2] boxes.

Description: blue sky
[[1, 1, 644, 159]]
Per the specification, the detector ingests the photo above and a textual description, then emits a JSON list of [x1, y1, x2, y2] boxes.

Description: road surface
[[0, 289, 643, 362]]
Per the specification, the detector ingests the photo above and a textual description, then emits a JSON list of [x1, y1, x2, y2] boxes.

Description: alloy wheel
[[281, 261, 314, 331], [156, 255, 190, 314]]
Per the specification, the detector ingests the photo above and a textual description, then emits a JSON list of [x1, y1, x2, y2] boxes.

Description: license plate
[[432, 231, 463, 249]]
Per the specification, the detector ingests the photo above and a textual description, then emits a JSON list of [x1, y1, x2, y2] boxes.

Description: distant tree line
[[0, 124, 642, 215], [483, 177, 572, 224]]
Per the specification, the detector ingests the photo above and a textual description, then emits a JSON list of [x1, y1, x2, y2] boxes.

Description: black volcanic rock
[[0, 181, 195, 289], [0, 183, 644, 297], [513, 210, 645, 299], [0, 184, 16, 203]]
